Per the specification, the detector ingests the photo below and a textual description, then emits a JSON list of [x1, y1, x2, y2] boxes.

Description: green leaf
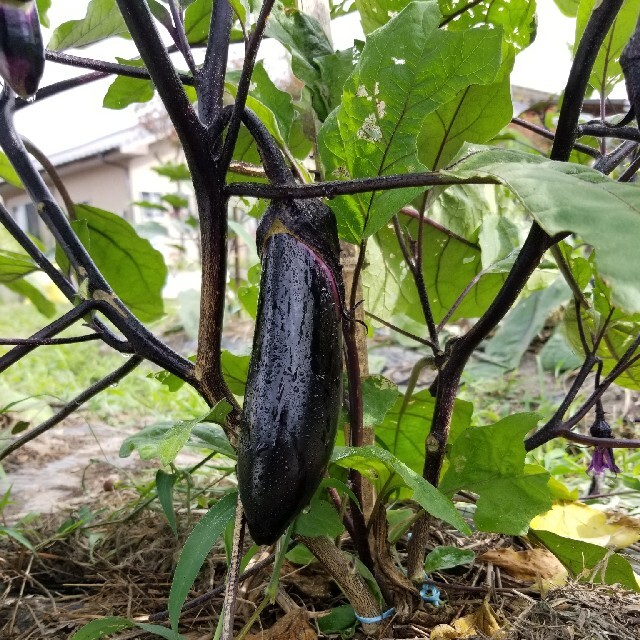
[[361, 375, 398, 427], [331, 445, 471, 534], [69, 617, 133, 640], [452, 148, 640, 313], [418, 74, 513, 170], [440, 413, 552, 535], [534, 530, 640, 592], [5, 279, 56, 318], [355, 0, 411, 34], [221, 350, 250, 396], [424, 546, 475, 573], [147, 0, 174, 31], [266, 3, 336, 121], [153, 163, 191, 182], [439, 0, 536, 52], [564, 274, 640, 390], [35, 0, 51, 27], [158, 401, 233, 465], [0, 249, 37, 282], [229, 0, 249, 26], [466, 278, 570, 378], [317, 605, 357, 635], [169, 492, 237, 631], [285, 543, 316, 565], [103, 57, 154, 110], [247, 61, 294, 145], [377, 389, 473, 475], [318, 2, 503, 242], [119, 417, 235, 461], [156, 470, 178, 535], [363, 222, 508, 332], [184, 0, 213, 44], [0, 526, 35, 551], [70, 617, 184, 640], [0, 151, 22, 187], [575, 0, 640, 95], [294, 492, 345, 538], [553, 0, 580, 17], [48, 0, 129, 50], [74, 204, 167, 322]]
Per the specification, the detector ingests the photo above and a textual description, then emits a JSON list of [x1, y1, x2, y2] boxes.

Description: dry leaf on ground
[[430, 599, 506, 639], [246, 609, 317, 640], [480, 547, 567, 583]]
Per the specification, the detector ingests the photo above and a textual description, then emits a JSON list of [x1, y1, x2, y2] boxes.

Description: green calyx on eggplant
[[238, 195, 344, 545], [0, 0, 44, 98]]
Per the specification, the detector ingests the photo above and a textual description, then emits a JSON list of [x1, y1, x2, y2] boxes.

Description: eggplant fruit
[[0, 1, 44, 98], [238, 198, 344, 545]]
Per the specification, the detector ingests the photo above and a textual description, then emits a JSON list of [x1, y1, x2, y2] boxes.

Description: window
[[12, 202, 41, 239]]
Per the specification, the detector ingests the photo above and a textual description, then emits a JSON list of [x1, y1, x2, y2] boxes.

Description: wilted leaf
[[246, 609, 316, 640], [479, 548, 567, 583]]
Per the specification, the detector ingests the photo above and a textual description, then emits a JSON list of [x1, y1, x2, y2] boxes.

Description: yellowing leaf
[[531, 503, 640, 549]]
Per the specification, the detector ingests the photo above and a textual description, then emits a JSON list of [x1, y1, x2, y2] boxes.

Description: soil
[[2, 347, 640, 639]]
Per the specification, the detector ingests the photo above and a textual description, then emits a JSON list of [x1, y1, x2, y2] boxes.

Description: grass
[[0, 302, 207, 427]]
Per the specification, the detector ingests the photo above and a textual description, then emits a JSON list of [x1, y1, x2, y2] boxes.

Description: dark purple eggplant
[[238, 197, 344, 545], [0, 0, 44, 98]]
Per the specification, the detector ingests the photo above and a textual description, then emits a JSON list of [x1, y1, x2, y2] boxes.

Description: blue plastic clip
[[420, 576, 442, 606], [354, 607, 396, 624]]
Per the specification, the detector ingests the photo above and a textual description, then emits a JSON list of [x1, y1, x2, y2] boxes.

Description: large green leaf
[[376, 389, 473, 475], [103, 57, 154, 110], [169, 492, 237, 631], [331, 445, 471, 534], [534, 530, 640, 592], [48, 0, 129, 50], [418, 74, 513, 170], [363, 222, 509, 332], [294, 491, 345, 538], [318, 1, 503, 242], [451, 148, 640, 313], [439, 413, 552, 535], [74, 204, 167, 322], [575, 0, 640, 95]]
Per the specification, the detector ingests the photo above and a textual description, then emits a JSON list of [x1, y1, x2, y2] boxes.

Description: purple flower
[[587, 418, 620, 476], [587, 446, 621, 476]]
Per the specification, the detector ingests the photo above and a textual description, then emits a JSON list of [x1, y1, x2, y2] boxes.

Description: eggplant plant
[[2, 0, 640, 637]]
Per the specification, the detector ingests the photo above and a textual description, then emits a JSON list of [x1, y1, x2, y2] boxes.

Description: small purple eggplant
[[0, 0, 44, 98], [238, 198, 344, 545]]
